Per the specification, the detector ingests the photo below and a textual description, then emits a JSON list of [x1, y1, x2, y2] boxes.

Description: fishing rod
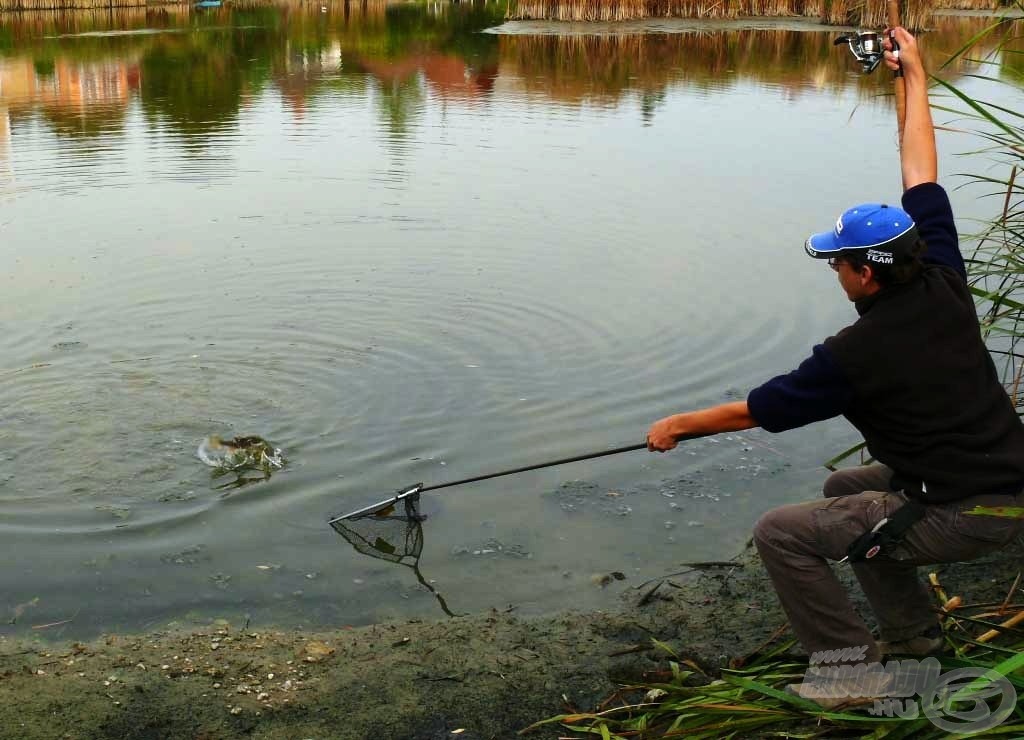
[[888, 0, 907, 143], [329, 432, 712, 523]]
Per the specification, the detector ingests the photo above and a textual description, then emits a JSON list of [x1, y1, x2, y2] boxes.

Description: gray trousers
[[753, 464, 1024, 663]]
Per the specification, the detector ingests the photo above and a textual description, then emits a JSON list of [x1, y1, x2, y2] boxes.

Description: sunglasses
[[828, 257, 869, 274]]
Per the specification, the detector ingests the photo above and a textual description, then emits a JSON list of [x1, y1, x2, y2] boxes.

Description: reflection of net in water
[[330, 492, 456, 617]]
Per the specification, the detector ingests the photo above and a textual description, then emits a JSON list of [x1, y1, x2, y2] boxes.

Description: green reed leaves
[[934, 11, 1024, 413]]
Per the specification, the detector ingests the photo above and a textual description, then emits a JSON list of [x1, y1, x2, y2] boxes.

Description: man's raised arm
[[885, 27, 937, 190]]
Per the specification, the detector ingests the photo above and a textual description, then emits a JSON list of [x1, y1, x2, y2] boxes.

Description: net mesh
[[330, 494, 424, 567], [330, 493, 455, 617]]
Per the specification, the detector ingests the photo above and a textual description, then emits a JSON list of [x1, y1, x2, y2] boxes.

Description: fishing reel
[[834, 31, 886, 74]]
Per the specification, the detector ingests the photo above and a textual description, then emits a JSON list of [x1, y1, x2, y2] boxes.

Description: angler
[[645, 26, 1024, 708]]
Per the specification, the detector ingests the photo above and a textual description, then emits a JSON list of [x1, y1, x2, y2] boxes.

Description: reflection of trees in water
[[38, 105, 128, 138], [0, 2, 501, 140], [640, 88, 665, 125], [0, 107, 12, 187], [0, 5, 1014, 141], [1, 54, 138, 144], [139, 33, 251, 137], [497, 18, 1010, 117], [372, 72, 426, 142]]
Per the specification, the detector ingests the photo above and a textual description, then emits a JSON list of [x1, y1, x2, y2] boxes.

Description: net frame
[[330, 489, 455, 617]]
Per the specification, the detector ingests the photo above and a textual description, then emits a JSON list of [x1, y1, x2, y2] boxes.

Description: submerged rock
[[547, 480, 639, 516]]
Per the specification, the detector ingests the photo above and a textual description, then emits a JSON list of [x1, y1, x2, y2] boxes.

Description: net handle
[[421, 440, 648, 492], [422, 430, 715, 491], [329, 432, 713, 523]]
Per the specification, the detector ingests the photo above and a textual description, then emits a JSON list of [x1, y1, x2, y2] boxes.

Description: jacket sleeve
[[747, 344, 854, 433], [902, 182, 965, 280]]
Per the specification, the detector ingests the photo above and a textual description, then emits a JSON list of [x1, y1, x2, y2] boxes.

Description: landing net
[[330, 492, 455, 617]]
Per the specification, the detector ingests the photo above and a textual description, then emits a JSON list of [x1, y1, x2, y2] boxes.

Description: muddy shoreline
[[2, 539, 1021, 740]]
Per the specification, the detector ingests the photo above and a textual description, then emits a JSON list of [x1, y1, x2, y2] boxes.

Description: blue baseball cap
[[805, 203, 918, 264]]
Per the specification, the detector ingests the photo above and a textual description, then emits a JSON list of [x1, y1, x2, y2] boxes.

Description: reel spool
[[834, 31, 885, 74]]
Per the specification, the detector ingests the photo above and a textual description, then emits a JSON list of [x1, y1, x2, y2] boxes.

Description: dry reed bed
[[0, 5, 185, 30], [0, 0, 382, 14], [510, 0, 937, 30], [0, 0, 154, 10]]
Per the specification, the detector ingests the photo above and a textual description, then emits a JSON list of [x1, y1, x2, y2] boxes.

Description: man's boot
[[876, 624, 943, 657]]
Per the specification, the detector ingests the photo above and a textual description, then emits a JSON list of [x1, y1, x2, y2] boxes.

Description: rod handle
[[887, 0, 906, 144]]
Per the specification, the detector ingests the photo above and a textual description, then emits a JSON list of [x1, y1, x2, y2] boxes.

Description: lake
[[0, 2, 1020, 637]]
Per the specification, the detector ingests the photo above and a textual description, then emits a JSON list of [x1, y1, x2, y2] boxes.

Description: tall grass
[[931, 14, 1024, 412]]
